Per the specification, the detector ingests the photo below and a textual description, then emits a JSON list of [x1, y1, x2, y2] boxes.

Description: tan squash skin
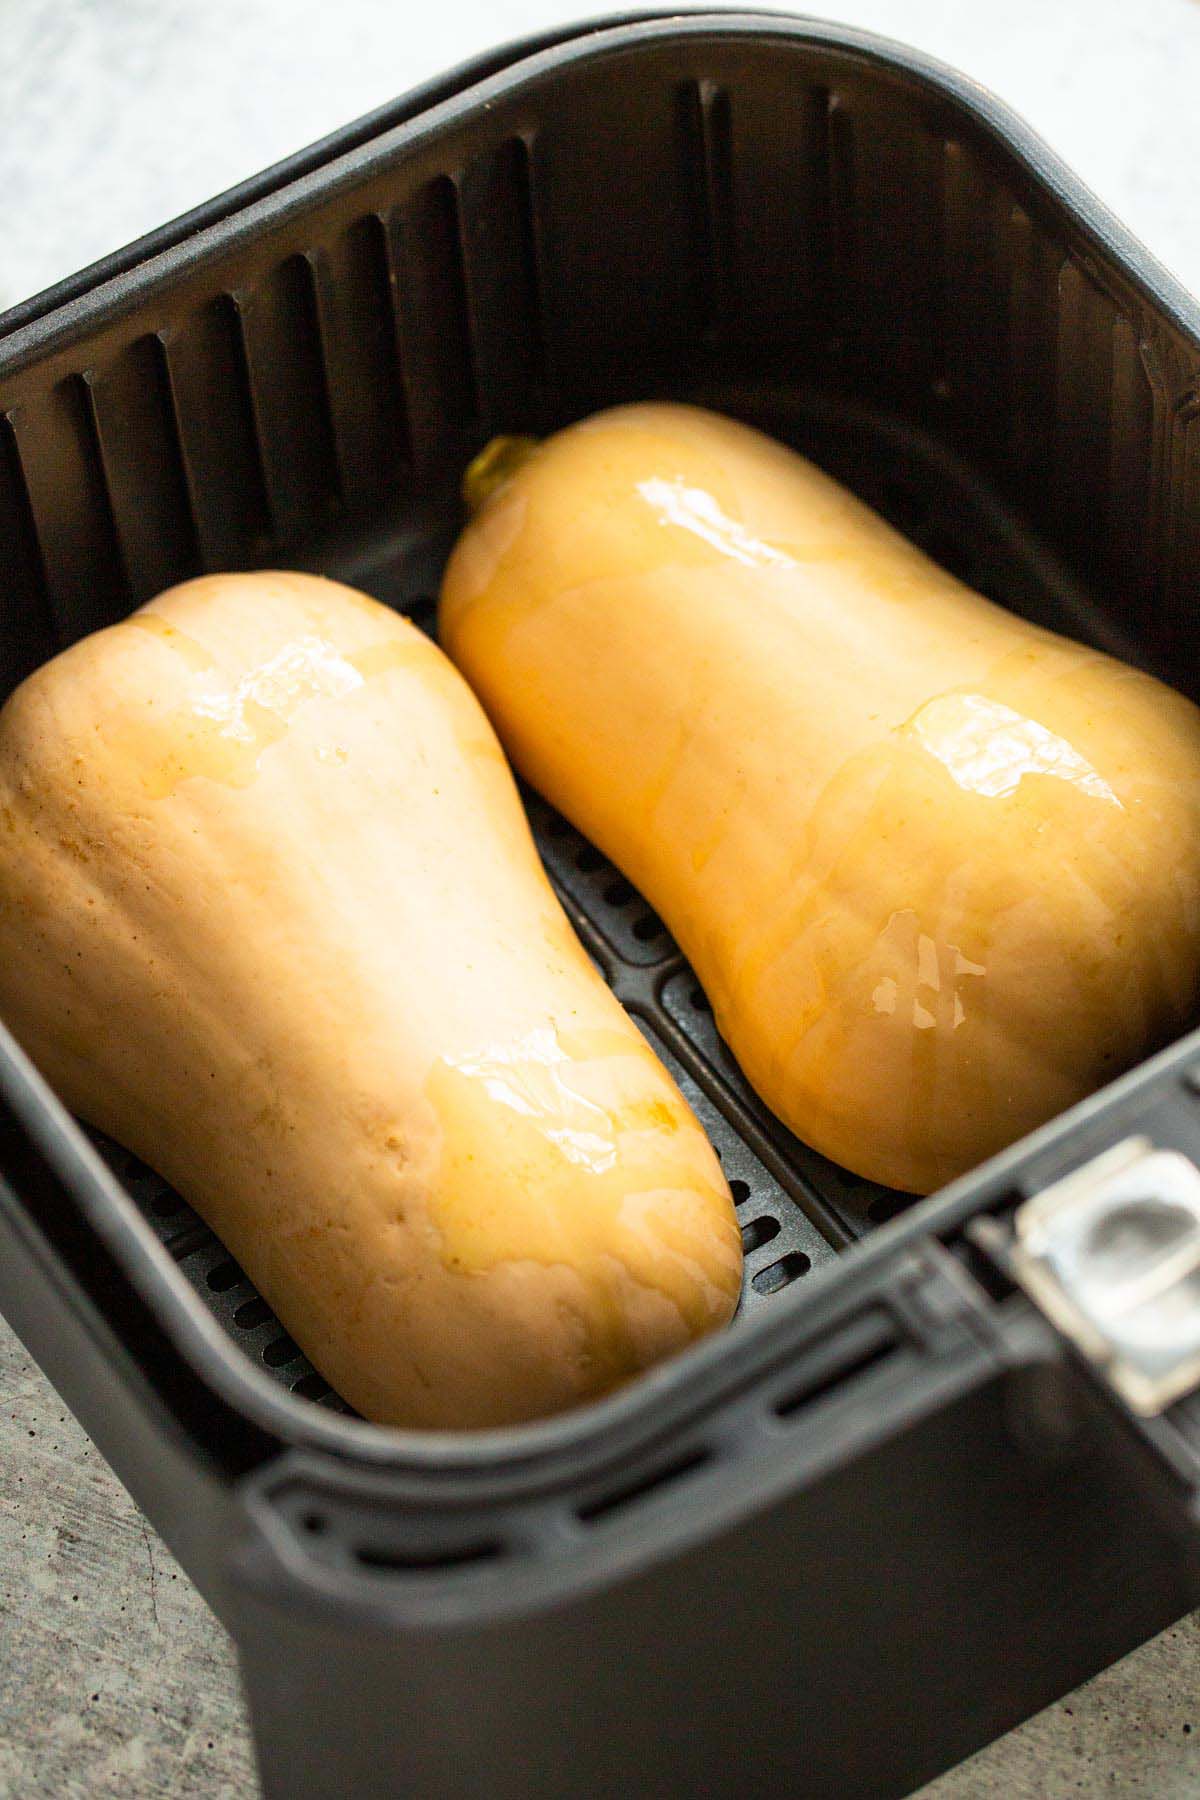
[[440, 402, 1200, 1194], [0, 571, 741, 1428]]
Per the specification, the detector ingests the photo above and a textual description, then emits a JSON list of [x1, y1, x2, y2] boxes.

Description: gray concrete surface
[[4, 0, 1200, 1794], [0, 1325, 254, 1800]]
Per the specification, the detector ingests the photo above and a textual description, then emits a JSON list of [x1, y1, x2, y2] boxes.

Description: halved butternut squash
[[0, 571, 740, 1426], [441, 403, 1200, 1193]]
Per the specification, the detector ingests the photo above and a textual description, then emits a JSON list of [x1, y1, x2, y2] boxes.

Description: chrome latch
[[1010, 1138, 1200, 1415]]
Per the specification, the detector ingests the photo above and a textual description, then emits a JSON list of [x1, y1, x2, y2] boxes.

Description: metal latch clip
[[1010, 1137, 1200, 1415]]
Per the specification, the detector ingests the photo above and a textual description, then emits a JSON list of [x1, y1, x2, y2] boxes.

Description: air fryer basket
[[3, 13, 1200, 1798]]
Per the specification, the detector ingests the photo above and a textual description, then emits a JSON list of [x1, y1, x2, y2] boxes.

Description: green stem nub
[[463, 435, 541, 516]]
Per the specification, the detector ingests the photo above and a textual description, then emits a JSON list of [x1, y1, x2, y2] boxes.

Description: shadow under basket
[[3, 12, 1200, 1799]]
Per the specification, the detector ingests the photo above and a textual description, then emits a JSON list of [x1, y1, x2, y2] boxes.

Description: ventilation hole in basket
[[355, 1539, 501, 1574], [151, 1191, 186, 1218], [729, 1178, 751, 1205], [234, 1296, 273, 1330], [603, 877, 634, 907], [575, 844, 606, 873], [263, 1334, 300, 1368], [867, 1193, 909, 1225], [741, 1215, 781, 1254], [752, 1251, 812, 1295], [206, 1259, 242, 1293], [689, 985, 711, 1012], [773, 1332, 899, 1420], [291, 1372, 331, 1401], [577, 1447, 712, 1524], [632, 911, 665, 942]]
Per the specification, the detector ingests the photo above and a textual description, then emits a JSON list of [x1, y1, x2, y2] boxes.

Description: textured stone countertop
[[3, 1, 1200, 1794]]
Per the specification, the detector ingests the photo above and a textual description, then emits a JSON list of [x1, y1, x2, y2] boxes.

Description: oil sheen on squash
[[439, 402, 1200, 1194], [0, 571, 741, 1428]]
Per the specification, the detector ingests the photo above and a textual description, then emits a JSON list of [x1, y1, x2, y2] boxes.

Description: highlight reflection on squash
[[441, 403, 1200, 1194]]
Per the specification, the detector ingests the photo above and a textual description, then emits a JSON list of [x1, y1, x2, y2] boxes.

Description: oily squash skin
[[0, 571, 741, 1428], [440, 402, 1200, 1194]]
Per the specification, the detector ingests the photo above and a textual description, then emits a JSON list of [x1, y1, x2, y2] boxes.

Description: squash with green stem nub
[[0, 570, 740, 1427], [440, 402, 1200, 1195]]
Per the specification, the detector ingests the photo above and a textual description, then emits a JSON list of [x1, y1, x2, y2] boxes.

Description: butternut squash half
[[440, 403, 1200, 1194], [0, 571, 741, 1427]]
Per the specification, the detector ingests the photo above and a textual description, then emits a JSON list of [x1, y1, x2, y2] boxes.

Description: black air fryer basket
[[3, 14, 1200, 1797]]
